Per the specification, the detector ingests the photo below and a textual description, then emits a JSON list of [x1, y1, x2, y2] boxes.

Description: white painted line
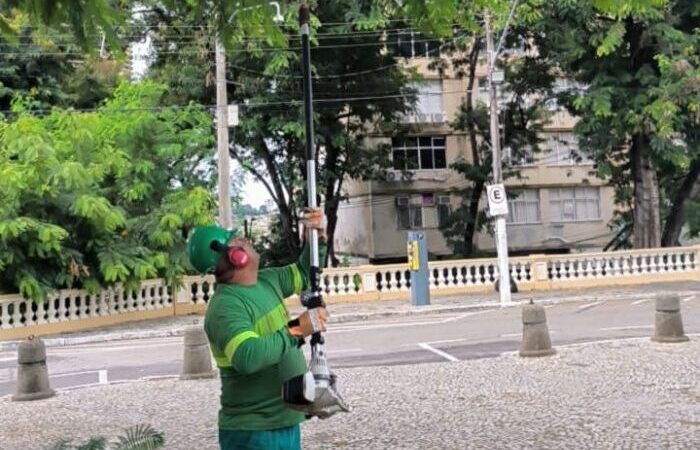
[[499, 333, 521, 338], [52, 341, 181, 353], [576, 301, 604, 312], [424, 338, 468, 345], [440, 310, 490, 323], [328, 348, 363, 355], [51, 370, 99, 378], [500, 331, 557, 338], [0, 357, 16, 363], [417, 343, 459, 362], [682, 296, 694, 303], [328, 319, 443, 333], [98, 370, 108, 385], [631, 299, 650, 306], [600, 325, 653, 331]]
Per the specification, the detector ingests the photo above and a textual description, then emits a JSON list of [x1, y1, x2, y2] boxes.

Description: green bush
[[0, 81, 217, 300]]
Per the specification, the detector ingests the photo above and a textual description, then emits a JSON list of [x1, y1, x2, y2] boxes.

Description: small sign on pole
[[487, 184, 508, 217], [227, 104, 239, 127]]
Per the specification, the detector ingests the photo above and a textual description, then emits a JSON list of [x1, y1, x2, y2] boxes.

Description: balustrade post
[[529, 254, 550, 291]]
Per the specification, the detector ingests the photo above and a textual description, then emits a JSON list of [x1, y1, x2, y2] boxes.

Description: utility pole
[[485, 10, 512, 306], [214, 3, 283, 231], [215, 38, 233, 230]]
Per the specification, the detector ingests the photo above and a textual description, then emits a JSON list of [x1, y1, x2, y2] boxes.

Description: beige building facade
[[335, 46, 616, 263]]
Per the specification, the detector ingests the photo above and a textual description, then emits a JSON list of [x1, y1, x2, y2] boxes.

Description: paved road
[[1, 294, 697, 396]]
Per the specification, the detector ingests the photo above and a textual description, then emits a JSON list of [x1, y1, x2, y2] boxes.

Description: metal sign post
[[407, 231, 430, 306]]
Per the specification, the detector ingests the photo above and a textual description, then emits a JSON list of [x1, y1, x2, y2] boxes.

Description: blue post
[[407, 231, 430, 306]]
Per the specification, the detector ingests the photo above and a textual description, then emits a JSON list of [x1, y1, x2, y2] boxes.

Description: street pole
[[215, 39, 233, 230], [485, 10, 512, 306]]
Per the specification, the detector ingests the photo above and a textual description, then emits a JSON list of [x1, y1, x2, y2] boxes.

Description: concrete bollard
[[651, 294, 689, 343], [519, 301, 556, 357], [180, 326, 216, 380], [12, 336, 55, 401]]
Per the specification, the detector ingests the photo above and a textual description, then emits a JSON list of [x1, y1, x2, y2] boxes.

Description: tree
[[0, 13, 122, 112], [224, 0, 415, 265], [0, 81, 217, 299], [532, 0, 700, 247], [437, 36, 552, 256]]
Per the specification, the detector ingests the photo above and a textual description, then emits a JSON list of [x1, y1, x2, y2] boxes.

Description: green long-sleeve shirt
[[204, 242, 326, 431]]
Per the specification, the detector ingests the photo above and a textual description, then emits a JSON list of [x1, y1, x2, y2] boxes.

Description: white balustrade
[[0, 246, 698, 336]]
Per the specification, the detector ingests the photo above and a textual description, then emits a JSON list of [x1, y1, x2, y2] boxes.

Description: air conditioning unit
[[437, 195, 450, 205], [432, 112, 445, 123], [417, 113, 428, 122], [410, 195, 423, 205], [395, 196, 409, 207]]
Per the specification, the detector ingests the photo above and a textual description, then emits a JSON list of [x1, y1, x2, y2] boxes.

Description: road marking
[[441, 310, 490, 323], [499, 333, 521, 338], [425, 338, 468, 345], [417, 343, 459, 362], [600, 325, 653, 331], [499, 331, 557, 338], [52, 341, 181, 353], [327, 348, 363, 355], [576, 301, 605, 312], [0, 357, 16, 363], [682, 296, 695, 303], [51, 370, 100, 378], [328, 319, 444, 333], [631, 299, 650, 306], [98, 370, 108, 385]]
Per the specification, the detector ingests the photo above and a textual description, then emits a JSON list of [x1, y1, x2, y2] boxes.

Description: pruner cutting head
[[283, 372, 350, 419], [282, 344, 350, 419]]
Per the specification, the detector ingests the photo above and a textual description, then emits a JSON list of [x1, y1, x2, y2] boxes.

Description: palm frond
[[113, 424, 165, 450], [46, 440, 73, 450], [77, 437, 107, 450]]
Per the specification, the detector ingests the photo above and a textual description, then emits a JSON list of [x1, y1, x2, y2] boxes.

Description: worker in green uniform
[[187, 208, 328, 450]]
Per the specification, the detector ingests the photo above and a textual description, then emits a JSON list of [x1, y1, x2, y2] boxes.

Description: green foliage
[[534, 0, 700, 246], [0, 81, 217, 299], [47, 424, 165, 450]]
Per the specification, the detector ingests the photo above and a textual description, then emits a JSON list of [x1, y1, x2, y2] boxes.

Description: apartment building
[[335, 33, 616, 263]]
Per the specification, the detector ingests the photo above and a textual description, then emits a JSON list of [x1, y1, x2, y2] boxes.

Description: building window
[[549, 187, 601, 222], [504, 146, 536, 167], [507, 190, 540, 224], [396, 194, 451, 229], [388, 31, 441, 58], [544, 133, 592, 166], [436, 195, 451, 227], [402, 80, 444, 123], [392, 136, 447, 171]]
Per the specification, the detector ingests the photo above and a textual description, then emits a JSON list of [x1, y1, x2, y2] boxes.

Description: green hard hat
[[186, 225, 238, 274]]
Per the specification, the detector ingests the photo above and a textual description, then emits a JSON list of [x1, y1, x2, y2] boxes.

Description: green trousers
[[219, 425, 301, 450]]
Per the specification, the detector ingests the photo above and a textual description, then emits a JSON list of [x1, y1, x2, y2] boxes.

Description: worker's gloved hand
[[288, 307, 328, 338], [299, 207, 327, 239]]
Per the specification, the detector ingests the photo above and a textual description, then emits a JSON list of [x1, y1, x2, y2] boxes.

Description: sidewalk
[[0, 338, 697, 449], [0, 280, 697, 351]]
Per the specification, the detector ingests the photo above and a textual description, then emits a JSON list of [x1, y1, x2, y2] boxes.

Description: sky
[[240, 173, 273, 207], [131, 36, 273, 209]]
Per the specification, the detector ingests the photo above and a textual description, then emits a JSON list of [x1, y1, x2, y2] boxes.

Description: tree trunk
[[462, 38, 484, 257], [325, 197, 340, 267], [463, 179, 485, 256], [661, 158, 700, 247], [323, 146, 342, 267], [631, 134, 662, 248]]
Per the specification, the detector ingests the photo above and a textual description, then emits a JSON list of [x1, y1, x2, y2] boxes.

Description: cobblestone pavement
[[1, 339, 697, 449], [3, 280, 696, 351]]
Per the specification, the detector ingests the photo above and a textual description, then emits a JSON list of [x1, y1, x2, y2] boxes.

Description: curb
[[0, 290, 696, 352], [0, 302, 504, 352]]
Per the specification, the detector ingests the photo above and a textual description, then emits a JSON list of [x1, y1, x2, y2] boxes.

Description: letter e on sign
[[487, 184, 508, 216]]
